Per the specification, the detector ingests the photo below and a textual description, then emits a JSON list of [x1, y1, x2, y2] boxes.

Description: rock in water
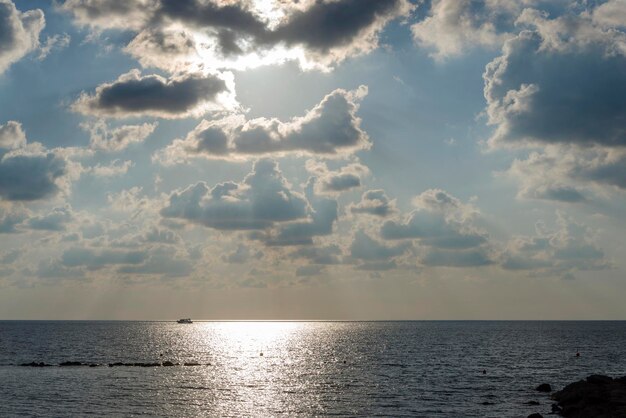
[[536, 383, 552, 392], [552, 375, 626, 417]]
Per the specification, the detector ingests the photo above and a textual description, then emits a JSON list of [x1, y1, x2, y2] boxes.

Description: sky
[[1, 0, 626, 320]]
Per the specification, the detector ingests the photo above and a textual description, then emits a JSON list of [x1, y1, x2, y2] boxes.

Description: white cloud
[[0, 0, 44, 74]]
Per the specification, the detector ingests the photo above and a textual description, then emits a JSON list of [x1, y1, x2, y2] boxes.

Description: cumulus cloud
[[305, 159, 369, 194], [124, 26, 199, 73], [62, 0, 413, 71], [26, 206, 73, 231], [350, 189, 396, 217], [161, 158, 308, 230], [501, 212, 609, 278], [484, 9, 626, 148], [72, 69, 236, 119], [156, 86, 369, 163], [59, 0, 157, 31], [0, 129, 68, 201], [84, 120, 157, 152], [381, 189, 487, 248], [255, 178, 338, 246], [411, 0, 521, 59], [485, 9, 626, 199], [262, 0, 414, 68], [592, 0, 626, 29], [0, 121, 26, 149], [349, 230, 411, 270], [505, 145, 626, 202], [0, 0, 44, 74], [378, 189, 495, 268]]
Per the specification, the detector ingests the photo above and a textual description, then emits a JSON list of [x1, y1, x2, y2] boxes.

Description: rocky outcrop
[[552, 375, 626, 417], [536, 383, 552, 392]]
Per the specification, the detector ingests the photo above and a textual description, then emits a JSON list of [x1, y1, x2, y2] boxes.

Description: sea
[[1, 321, 625, 417]]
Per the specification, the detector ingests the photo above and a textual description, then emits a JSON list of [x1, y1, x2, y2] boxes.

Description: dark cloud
[[268, 0, 407, 52], [0, 0, 44, 74], [161, 159, 308, 230], [73, 69, 232, 119], [257, 178, 338, 246], [484, 12, 626, 148], [350, 189, 395, 217], [63, 0, 413, 70], [0, 152, 67, 201], [158, 87, 369, 163], [1, 123, 68, 202], [323, 172, 360, 191], [158, 0, 267, 38]]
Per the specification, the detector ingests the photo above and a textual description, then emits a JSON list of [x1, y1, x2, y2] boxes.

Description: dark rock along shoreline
[[528, 375, 626, 418], [551, 375, 626, 418]]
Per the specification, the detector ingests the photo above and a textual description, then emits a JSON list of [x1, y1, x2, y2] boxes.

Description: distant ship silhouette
[[177, 318, 193, 324]]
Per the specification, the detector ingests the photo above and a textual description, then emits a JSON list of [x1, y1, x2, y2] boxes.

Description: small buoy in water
[[482, 369, 487, 375], [576, 351, 580, 357], [260, 352, 263, 356], [343, 360, 346, 364]]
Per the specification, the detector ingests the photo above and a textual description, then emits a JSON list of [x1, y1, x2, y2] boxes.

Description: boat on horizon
[[176, 318, 193, 324]]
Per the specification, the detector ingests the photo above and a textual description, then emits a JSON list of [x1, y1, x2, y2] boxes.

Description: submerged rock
[[19, 362, 52, 367], [59, 361, 84, 367], [552, 374, 626, 417], [536, 383, 552, 392]]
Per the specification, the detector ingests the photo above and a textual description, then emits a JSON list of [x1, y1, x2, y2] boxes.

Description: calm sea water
[[1, 321, 625, 417]]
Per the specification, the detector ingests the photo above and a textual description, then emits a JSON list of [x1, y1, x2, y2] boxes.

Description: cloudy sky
[[1, 0, 626, 320]]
